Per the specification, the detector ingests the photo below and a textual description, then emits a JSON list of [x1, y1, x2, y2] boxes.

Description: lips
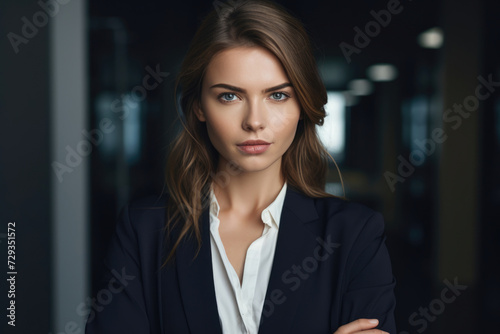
[[236, 140, 271, 154], [237, 139, 271, 146]]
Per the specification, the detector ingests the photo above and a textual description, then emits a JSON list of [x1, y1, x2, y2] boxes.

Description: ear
[[194, 100, 206, 122]]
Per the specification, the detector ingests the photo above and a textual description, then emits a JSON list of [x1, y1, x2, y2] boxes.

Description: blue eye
[[219, 93, 238, 102], [271, 92, 290, 101]]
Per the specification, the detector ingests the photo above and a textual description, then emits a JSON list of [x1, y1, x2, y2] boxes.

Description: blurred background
[[1, 0, 498, 333]]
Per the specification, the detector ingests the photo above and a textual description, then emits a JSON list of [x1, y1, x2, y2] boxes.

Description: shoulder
[[128, 193, 169, 211], [287, 187, 386, 243], [313, 196, 387, 258], [292, 193, 392, 279], [288, 186, 382, 228], [315, 195, 380, 224], [321, 195, 384, 233], [119, 193, 170, 235]]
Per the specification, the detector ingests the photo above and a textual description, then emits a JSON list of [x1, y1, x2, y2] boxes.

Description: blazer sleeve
[[340, 211, 397, 333], [85, 204, 151, 334]]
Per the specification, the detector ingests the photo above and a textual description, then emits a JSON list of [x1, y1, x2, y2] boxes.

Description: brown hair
[[163, 0, 343, 267]]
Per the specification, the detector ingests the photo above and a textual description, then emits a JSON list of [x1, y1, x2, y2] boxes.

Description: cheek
[[204, 113, 237, 146], [267, 107, 301, 140], [205, 120, 225, 145]]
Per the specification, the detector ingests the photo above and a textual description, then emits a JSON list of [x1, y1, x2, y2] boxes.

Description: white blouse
[[209, 182, 288, 334]]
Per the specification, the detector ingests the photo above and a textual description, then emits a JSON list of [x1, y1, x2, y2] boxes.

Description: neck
[[211, 157, 285, 216]]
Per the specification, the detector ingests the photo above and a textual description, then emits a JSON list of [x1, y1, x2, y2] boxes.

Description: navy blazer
[[85, 185, 397, 334]]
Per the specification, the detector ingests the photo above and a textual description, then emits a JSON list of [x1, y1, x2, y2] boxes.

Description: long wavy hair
[[163, 0, 343, 267]]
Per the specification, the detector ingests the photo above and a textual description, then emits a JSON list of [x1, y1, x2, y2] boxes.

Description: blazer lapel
[[258, 186, 321, 334], [165, 186, 321, 334], [175, 207, 222, 334]]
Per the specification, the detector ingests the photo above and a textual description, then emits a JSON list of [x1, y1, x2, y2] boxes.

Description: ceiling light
[[418, 27, 443, 49], [366, 64, 398, 82], [347, 79, 373, 96]]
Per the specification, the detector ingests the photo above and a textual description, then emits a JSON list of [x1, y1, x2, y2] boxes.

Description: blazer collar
[[168, 185, 320, 334]]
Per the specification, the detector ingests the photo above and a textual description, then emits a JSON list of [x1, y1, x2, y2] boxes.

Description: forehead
[[203, 46, 289, 87]]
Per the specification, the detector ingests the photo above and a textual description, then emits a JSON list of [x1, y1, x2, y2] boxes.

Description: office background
[[1, 0, 498, 333]]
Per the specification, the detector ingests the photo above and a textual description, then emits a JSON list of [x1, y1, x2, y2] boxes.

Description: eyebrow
[[209, 82, 293, 94]]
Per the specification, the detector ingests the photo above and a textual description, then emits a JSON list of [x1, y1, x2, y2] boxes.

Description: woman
[[85, 0, 396, 333]]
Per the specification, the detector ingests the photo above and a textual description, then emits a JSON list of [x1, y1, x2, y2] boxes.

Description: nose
[[242, 98, 266, 131]]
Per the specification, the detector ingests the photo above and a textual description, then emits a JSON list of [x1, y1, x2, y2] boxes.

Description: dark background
[[1, 0, 498, 333]]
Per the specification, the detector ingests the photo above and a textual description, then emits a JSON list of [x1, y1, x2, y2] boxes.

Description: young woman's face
[[195, 46, 301, 174]]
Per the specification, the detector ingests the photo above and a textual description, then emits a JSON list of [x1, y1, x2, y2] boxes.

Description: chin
[[235, 157, 280, 173]]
